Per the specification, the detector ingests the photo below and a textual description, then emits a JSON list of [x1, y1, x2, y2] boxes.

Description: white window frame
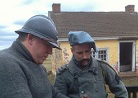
[[92, 48, 109, 62]]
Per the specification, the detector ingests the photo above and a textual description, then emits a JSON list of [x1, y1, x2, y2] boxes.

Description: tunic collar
[[10, 39, 35, 63], [68, 57, 99, 77]]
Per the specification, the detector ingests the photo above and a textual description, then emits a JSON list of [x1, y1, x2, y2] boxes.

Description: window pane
[[92, 48, 108, 62]]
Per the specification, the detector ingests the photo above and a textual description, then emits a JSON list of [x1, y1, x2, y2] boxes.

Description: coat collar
[[67, 57, 99, 77], [10, 39, 35, 63]]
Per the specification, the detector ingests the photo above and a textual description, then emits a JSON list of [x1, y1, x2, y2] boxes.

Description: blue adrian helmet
[[68, 31, 98, 52]]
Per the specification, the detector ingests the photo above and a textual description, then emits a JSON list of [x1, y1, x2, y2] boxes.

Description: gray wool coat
[[0, 40, 69, 98], [54, 57, 128, 98]]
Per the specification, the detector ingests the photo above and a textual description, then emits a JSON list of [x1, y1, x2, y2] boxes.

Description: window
[[92, 48, 108, 62]]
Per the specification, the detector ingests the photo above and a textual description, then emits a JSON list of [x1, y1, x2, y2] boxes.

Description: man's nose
[[82, 52, 88, 59]]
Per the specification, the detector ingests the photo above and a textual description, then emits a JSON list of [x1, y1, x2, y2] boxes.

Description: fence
[[126, 86, 138, 98]]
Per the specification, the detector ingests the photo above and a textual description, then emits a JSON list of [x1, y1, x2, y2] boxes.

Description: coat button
[[81, 91, 85, 94], [95, 89, 98, 92]]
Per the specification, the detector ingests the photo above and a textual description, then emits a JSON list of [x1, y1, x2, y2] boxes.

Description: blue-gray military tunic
[[0, 40, 69, 98], [54, 57, 128, 98]]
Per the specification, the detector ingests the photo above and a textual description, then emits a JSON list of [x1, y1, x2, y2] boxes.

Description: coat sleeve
[[53, 68, 68, 96], [52, 85, 69, 98], [100, 61, 128, 98], [0, 59, 33, 98]]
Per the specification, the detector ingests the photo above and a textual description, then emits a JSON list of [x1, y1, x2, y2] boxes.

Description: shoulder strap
[[98, 59, 118, 75], [98, 59, 120, 85], [98, 60, 107, 83], [56, 64, 68, 75]]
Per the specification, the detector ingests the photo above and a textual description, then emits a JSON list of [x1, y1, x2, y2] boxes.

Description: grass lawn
[[48, 75, 138, 98]]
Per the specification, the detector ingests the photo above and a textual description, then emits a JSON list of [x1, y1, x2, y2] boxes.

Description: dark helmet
[[15, 15, 61, 50], [68, 31, 98, 52]]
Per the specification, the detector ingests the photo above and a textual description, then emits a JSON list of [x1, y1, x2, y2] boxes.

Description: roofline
[[58, 36, 138, 42]]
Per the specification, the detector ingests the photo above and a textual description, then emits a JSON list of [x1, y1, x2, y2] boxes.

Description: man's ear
[[27, 34, 34, 45]]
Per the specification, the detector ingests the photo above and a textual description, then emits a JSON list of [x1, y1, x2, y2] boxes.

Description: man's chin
[[82, 62, 89, 66]]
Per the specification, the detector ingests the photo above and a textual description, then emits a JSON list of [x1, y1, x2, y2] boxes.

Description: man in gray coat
[[54, 31, 128, 98], [0, 15, 69, 98]]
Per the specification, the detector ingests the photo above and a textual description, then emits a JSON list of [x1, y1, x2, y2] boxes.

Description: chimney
[[52, 3, 61, 13], [125, 5, 135, 13]]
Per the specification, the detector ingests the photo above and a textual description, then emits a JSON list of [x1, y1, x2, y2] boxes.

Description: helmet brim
[[15, 28, 61, 50], [48, 41, 61, 50]]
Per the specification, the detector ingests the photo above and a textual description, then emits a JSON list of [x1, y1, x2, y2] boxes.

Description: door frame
[[118, 40, 136, 72]]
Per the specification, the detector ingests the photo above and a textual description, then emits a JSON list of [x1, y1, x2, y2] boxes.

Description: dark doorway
[[120, 42, 132, 72]]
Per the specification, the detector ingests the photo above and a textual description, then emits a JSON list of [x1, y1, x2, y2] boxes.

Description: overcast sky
[[0, 0, 138, 50]]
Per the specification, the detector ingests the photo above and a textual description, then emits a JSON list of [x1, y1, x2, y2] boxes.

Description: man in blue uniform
[[54, 31, 128, 98], [0, 15, 69, 98]]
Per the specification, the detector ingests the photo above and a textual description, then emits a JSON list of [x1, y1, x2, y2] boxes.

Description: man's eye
[[86, 51, 91, 53], [77, 52, 83, 55]]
